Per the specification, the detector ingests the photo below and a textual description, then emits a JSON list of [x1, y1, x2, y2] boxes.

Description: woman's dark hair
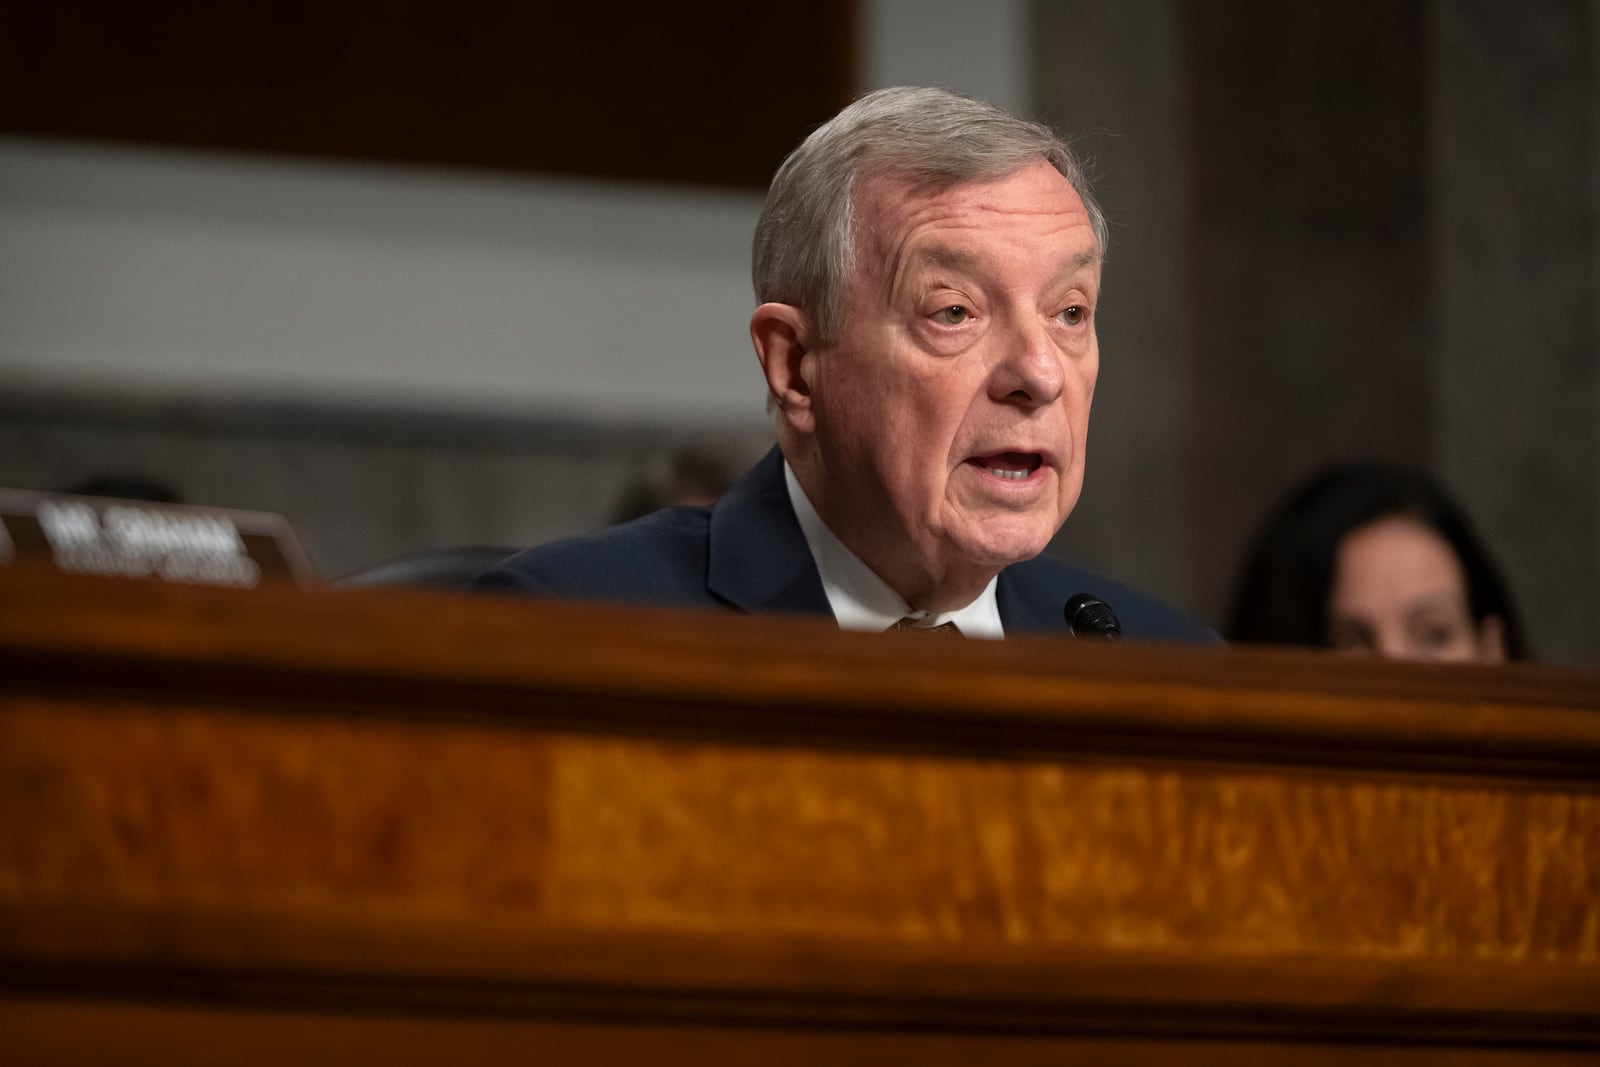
[[1225, 463, 1527, 659]]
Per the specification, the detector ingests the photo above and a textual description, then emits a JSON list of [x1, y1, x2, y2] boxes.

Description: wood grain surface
[[0, 569, 1597, 1061], [6, 700, 1594, 959]]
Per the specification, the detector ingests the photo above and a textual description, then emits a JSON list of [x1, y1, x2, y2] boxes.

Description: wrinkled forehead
[[848, 164, 1098, 280]]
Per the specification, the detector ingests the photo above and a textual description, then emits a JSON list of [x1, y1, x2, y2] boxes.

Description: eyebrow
[[907, 245, 1102, 279], [1061, 248, 1102, 275], [912, 247, 982, 275]]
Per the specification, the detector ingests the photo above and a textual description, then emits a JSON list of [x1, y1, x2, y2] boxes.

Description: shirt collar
[[783, 460, 1004, 639]]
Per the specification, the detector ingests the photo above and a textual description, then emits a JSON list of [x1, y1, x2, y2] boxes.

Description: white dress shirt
[[783, 461, 1003, 639]]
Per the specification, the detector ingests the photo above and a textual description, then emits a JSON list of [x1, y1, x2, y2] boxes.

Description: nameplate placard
[[0, 488, 316, 589]]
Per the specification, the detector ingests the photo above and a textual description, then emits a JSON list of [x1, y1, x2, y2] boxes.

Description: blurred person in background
[[609, 445, 737, 525], [1226, 463, 1525, 662]]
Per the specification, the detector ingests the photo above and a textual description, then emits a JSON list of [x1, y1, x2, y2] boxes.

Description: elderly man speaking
[[477, 87, 1209, 642]]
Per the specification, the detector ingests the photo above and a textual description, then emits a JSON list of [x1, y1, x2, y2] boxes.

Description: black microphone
[[1064, 592, 1122, 640]]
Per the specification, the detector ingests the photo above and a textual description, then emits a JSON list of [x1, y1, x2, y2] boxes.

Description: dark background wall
[[1037, 0, 1599, 664], [0, 0, 857, 191]]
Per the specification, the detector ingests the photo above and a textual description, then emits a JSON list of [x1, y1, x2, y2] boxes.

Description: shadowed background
[[2, 0, 1596, 664]]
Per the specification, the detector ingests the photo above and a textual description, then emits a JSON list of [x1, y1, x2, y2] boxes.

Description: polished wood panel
[[0, 569, 1596, 1061], [8, 701, 1595, 960], [7, 996, 1600, 1067], [0, 1, 856, 190]]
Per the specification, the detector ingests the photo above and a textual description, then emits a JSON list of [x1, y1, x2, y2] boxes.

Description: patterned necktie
[[887, 617, 962, 636]]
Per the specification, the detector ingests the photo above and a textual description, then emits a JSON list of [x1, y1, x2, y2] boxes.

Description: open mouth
[[968, 452, 1044, 481]]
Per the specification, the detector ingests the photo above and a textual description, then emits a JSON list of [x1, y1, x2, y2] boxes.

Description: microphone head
[[1064, 592, 1123, 640]]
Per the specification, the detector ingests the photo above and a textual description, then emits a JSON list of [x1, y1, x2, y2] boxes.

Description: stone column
[[1428, 0, 1600, 664], [1033, 0, 1197, 609]]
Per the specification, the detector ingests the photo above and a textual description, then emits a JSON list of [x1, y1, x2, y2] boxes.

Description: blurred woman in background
[[1226, 463, 1526, 662]]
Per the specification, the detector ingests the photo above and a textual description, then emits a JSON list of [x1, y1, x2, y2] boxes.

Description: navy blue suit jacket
[[476, 447, 1214, 643]]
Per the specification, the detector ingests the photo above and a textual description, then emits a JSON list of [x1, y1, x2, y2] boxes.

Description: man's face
[[803, 161, 1101, 607]]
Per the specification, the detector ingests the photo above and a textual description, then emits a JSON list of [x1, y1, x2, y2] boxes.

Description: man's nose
[[989, 317, 1066, 408]]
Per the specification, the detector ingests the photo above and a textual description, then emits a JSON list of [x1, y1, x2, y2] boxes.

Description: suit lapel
[[997, 558, 1071, 635], [710, 449, 1088, 633], [706, 447, 832, 616]]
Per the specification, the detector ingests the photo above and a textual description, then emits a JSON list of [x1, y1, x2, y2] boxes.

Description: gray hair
[[752, 86, 1107, 342]]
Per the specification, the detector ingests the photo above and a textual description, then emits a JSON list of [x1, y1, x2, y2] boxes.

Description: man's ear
[[750, 302, 818, 435]]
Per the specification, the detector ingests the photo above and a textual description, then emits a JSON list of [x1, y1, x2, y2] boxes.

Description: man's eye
[[933, 305, 970, 325], [1059, 305, 1087, 326]]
